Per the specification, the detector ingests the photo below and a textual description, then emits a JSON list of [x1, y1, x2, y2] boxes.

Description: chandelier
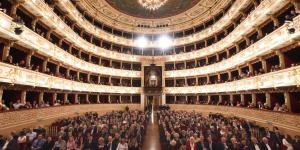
[[138, 0, 168, 11]]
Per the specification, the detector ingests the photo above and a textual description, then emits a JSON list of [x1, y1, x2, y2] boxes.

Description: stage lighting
[[158, 35, 172, 49], [135, 36, 148, 48]]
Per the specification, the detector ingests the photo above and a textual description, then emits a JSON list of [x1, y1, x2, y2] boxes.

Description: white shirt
[[283, 138, 294, 150], [116, 143, 128, 150], [190, 143, 195, 150], [13, 103, 24, 109], [266, 144, 271, 150], [26, 132, 37, 142], [254, 144, 260, 150]]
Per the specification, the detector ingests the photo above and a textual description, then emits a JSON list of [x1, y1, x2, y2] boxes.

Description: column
[[224, 29, 228, 36], [205, 56, 209, 65], [248, 63, 254, 73], [55, 63, 60, 76], [207, 95, 211, 104], [26, 51, 34, 68], [251, 0, 259, 7], [252, 93, 257, 106], [31, 17, 39, 31], [108, 95, 111, 103], [66, 68, 70, 78], [290, 0, 300, 13], [77, 72, 80, 81], [216, 54, 220, 62], [228, 71, 232, 81], [98, 76, 101, 84], [265, 93, 271, 107], [207, 75, 210, 84], [21, 91, 26, 104], [64, 93, 68, 104], [276, 50, 286, 69], [78, 50, 82, 59], [260, 57, 267, 73], [229, 94, 234, 104], [48, 0, 58, 8], [237, 67, 242, 77], [97, 95, 100, 103], [235, 43, 240, 52], [38, 92, 44, 105], [255, 27, 263, 39], [218, 95, 222, 104], [130, 95, 133, 103], [10, 2, 22, 18], [140, 93, 145, 110], [87, 74, 91, 83], [239, 10, 247, 18], [75, 94, 79, 104], [58, 38, 64, 48], [269, 15, 280, 28], [231, 20, 237, 28], [88, 54, 92, 62], [85, 94, 89, 104], [217, 73, 221, 82], [42, 58, 48, 72], [0, 86, 3, 104], [1, 41, 14, 61], [244, 36, 250, 46], [46, 29, 53, 41], [284, 92, 291, 111], [241, 94, 245, 105], [68, 44, 73, 53], [52, 93, 57, 105], [226, 49, 230, 58]]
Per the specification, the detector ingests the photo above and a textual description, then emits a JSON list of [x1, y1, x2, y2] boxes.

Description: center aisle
[[142, 111, 161, 150]]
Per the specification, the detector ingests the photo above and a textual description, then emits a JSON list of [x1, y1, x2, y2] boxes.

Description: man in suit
[[217, 136, 229, 150], [204, 135, 218, 150], [186, 137, 197, 150], [260, 137, 272, 150], [249, 137, 262, 150], [106, 136, 113, 150], [196, 135, 205, 150], [111, 133, 120, 150], [270, 128, 283, 150]]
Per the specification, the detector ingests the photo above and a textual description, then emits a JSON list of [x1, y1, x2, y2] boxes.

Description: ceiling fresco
[[105, 0, 201, 19]]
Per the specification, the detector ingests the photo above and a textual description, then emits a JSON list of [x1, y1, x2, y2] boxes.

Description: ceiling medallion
[[138, 0, 168, 11]]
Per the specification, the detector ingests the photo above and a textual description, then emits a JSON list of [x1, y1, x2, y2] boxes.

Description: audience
[[158, 110, 299, 150], [0, 109, 149, 150]]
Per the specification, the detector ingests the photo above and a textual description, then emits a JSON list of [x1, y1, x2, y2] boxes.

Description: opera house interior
[[0, 0, 300, 149]]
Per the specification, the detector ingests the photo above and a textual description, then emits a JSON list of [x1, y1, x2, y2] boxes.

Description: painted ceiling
[[105, 0, 201, 19]]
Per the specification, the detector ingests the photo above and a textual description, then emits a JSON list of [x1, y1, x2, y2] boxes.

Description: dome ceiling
[[78, 0, 232, 33], [105, 0, 201, 19]]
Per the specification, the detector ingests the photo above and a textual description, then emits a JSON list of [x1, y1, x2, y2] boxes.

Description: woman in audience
[[283, 134, 294, 150], [66, 136, 77, 150]]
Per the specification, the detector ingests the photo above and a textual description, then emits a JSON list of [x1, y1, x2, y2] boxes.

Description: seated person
[[12, 100, 25, 109], [31, 134, 45, 150], [0, 102, 9, 111]]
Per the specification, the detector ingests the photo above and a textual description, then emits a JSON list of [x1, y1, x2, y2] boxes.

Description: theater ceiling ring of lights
[[76, 0, 232, 33]]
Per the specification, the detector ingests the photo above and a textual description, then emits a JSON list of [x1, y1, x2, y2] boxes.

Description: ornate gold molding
[[0, 12, 141, 78], [77, 0, 231, 33], [0, 63, 142, 93], [164, 66, 300, 94], [164, 20, 300, 77]]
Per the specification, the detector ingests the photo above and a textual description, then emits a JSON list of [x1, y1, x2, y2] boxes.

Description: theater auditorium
[[0, 0, 300, 149]]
